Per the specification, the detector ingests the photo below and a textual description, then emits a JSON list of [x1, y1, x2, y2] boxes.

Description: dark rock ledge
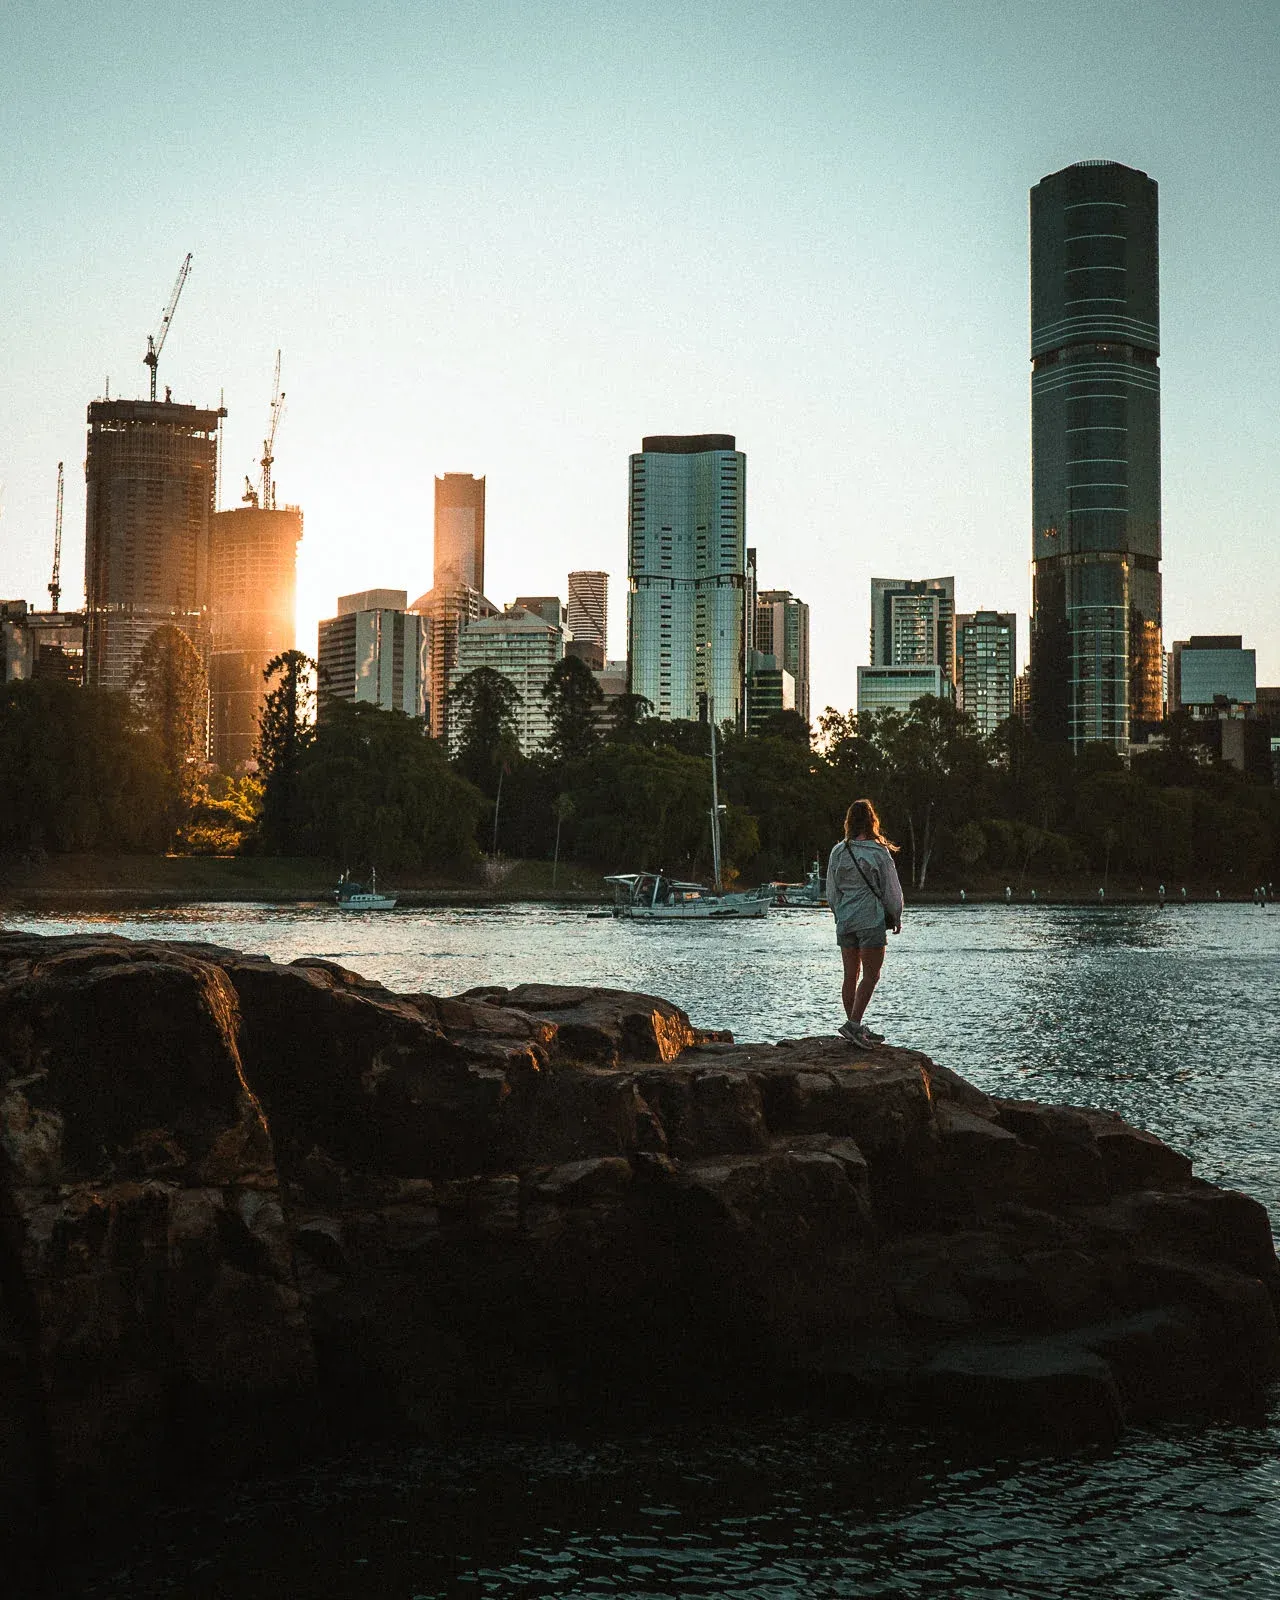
[[1, 931, 1277, 1538]]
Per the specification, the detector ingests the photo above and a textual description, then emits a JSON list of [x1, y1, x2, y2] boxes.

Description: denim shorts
[[836, 920, 887, 951]]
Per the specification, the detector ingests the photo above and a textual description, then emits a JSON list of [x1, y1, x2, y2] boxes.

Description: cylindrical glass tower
[[1029, 160, 1162, 751]]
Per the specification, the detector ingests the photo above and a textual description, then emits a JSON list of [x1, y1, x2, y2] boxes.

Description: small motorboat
[[333, 868, 397, 910]]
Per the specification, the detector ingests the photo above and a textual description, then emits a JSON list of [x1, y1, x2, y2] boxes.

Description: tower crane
[[48, 461, 64, 613], [261, 350, 285, 510], [143, 252, 193, 402], [243, 351, 286, 509]]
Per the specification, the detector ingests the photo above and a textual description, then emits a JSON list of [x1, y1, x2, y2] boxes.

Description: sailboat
[[605, 702, 773, 921], [333, 868, 397, 911]]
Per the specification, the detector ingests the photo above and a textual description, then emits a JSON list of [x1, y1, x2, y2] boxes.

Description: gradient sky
[[2, 0, 1278, 716]]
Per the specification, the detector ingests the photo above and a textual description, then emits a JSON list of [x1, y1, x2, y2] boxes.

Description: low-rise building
[[1, 600, 85, 684], [746, 649, 797, 735], [856, 663, 948, 719]]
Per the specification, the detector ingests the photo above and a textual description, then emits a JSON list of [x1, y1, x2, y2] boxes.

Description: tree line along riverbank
[[2, 658, 1277, 898]]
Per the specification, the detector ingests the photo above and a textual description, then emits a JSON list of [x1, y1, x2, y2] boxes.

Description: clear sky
[[2, 0, 1277, 715]]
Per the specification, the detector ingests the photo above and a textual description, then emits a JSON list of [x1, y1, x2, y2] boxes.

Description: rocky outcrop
[[2, 930, 1277, 1534]]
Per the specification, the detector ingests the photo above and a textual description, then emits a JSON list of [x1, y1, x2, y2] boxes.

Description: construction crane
[[48, 461, 64, 613], [143, 252, 193, 402], [261, 350, 285, 510], [242, 351, 286, 509]]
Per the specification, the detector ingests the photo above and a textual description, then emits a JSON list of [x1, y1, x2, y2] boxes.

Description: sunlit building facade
[[1030, 160, 1163, 751], [434, 473, 485, 592], [627, 434, 746, 726], [208, 504, 302, 770], [317, 589, 427, 720], [83, 397, 223, 698]]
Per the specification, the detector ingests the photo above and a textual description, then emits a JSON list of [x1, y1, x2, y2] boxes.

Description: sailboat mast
[[708, 699, 723, 892]]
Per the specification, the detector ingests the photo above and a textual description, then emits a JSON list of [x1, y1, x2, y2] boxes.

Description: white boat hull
[[336, 894, 397, 910], [615, 896, 769, 921]]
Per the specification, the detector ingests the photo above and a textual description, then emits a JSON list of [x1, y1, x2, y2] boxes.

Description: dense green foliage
[[0, 679, 168, 853], [289, 700, 482, 871], [3, 663, 1275, 892], [451, 688, 1280, 890]]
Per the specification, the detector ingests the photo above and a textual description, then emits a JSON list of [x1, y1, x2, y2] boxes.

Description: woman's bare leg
[[851, 945, 885, 1024], [841, 946, 862, 1018]]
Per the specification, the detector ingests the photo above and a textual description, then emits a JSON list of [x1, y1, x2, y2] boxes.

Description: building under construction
[[83, 398, 223, 696], [208, 504, 303, 770]]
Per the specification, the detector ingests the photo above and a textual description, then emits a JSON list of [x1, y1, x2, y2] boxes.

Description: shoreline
[[1, 887, 1269, 912], [0, 852, 1270, 914]]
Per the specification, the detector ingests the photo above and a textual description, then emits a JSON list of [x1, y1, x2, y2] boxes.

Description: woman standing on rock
[[826, 798, 904, 1048]]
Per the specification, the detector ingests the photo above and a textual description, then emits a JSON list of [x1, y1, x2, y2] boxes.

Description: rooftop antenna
[[48, 462, 64, 612], [143, 252, 193, 402]]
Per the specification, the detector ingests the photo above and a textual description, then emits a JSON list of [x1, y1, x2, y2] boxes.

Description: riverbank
[[0, 851, 1270, 910]]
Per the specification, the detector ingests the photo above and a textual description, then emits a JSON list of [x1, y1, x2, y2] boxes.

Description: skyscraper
[[449, 604, 567, 755], [208, 503, 302, 770], [1030, 160, 1162, 751], [870, 576, 956, 684], [956, 610, 1017, 735], [567, 570, 608, 670], [434, 473, 485, 592], [84, 397, 224, 695], [755, 589, 811, 724], [627, 434, 746, 725]]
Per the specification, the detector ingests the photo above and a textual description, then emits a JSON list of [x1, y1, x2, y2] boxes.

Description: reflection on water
[[8, 902, 1280, 1599]]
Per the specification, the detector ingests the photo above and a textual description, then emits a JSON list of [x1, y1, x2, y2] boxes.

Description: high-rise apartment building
[[870, 576, 956, 684], [208, 504, 302, 770], [434, 474, 485, 592], [627, 434, 747, 725], [317, 590, 428, 720], [567, 570, 608, 671], [755, 589, 811, 724], [410, 581, 496, 741], [1030, 160, 1163, 751], [956, 611, 1017, 735], [449, 603, 566, 755], [84, 397, 224, 695]]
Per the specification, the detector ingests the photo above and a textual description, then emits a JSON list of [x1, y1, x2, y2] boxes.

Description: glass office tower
[[627, 435, 746, 726], [1030, 160, 1163, 751]]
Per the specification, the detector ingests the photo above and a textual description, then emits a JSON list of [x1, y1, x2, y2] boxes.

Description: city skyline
[[2, 2, 1278, 719]]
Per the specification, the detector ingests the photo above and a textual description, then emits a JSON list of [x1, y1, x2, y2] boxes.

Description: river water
[[8, 901, 1280, 1598]]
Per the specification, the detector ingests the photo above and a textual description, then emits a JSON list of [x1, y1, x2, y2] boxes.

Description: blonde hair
[[843, 798, 898, 852]]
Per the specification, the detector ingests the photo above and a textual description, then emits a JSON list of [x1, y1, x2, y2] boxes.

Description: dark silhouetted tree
[[541, 654, 604, 762], [257, 650, 318, 852]]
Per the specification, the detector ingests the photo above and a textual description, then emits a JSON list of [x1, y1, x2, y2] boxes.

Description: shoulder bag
[[843, 840, 895, 930]]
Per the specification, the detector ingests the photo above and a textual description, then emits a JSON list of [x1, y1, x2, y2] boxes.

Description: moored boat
[[605, 873, 774, 920], [333, 869, 397, 910], [772, 862, 827, 908]]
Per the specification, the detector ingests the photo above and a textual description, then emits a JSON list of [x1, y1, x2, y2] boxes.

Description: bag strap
[[843, 839, 887, 909]]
